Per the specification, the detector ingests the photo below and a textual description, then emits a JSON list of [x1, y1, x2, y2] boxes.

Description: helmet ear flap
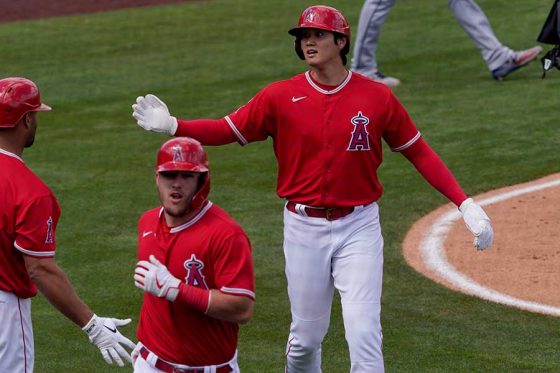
[[191, 172, 210, 209]]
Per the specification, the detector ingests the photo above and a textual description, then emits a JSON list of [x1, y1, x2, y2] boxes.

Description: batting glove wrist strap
[[459, 198, 494, 250], [132, 94, 178, 136], [134, 255, 181, 302], [176, 282, 211, 314], [82, 314, 136, 367]]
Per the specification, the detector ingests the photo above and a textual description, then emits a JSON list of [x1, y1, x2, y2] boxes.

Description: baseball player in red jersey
[[132, 137, 255, 373], [131, 5, 494, 372], [0, 77, 135, 372]]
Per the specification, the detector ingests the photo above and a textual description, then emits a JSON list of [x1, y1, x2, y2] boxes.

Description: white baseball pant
[[283, 202, 384, 373], [0, 290, 34, 373]]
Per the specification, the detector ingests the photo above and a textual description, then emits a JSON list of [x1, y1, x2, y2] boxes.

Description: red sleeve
[[175, 85, 274, 147], [175, 118, 237, 145], [382, 90, 421, 151], [212, 232, 255, 300], [15, 195, 60, 257], [401, 138, 467, 206]]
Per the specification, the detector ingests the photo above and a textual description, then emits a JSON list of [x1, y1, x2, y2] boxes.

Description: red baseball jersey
[[136, 202, 255, 366], [0, 149, 60, 298], [224, 71, 421, 207]]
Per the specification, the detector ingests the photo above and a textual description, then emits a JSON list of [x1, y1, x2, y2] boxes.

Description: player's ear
[[22, 112, 32, 129], [335, 35, 347, 50]]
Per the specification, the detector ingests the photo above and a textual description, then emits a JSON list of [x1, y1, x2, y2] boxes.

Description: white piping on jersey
[[0, 148, 23, 162], [304, 70, 352, 95], [221, 286, 256, 299], [14, 241, 55, 257], [224, 116, 248, 145], [163, 201, 213, 234], [391, 131, 421, 152]]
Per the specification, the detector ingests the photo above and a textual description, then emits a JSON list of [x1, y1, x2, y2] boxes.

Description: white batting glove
[[82, 314, 136, 367], [134, 255, 181, 302], [459, 198, 494, 250], [132, 94, 178, 135]]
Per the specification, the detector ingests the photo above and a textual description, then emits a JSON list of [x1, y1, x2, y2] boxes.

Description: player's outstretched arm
[[24, 256, 136, 367], [401, 137, 494, 250], [132, 94, 178, 135]]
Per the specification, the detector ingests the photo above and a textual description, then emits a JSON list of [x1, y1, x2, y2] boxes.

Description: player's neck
[[0, 135, 24, 158], [309, 63, 348, 86], [163, 207, 202, 228]]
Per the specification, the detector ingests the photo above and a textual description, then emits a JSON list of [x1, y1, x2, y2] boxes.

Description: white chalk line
[[420, 177, 560, 316]]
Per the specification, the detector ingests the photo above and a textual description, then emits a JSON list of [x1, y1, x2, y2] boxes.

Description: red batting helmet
[[0, 77, 51, 128], [156, 137, 210, 209], [288, 5, 351, 64], [288, 5, 350, 38]]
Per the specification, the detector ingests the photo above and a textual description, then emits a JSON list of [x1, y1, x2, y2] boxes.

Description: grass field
[[2, 0, 559, 371]]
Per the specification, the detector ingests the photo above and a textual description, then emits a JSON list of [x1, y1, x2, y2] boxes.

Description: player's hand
[[82, 314, 136, 367], [134, 255, 181, 301], [132, 94, 178, 135], [459, 198, 494, 250]]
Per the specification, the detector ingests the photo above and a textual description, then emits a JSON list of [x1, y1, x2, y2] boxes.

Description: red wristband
[[177, 283, 210, 313]]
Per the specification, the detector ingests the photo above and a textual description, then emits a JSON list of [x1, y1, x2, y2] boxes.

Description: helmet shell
[[0, 77, 51, 128], [156, 137, 210, 209], [289, 5, 350, 38]]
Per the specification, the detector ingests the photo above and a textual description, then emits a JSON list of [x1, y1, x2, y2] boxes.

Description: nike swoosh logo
[[142, 231, 152, 238], [156, 278, 164, 289], [104, 325, 117, 333], [291, 96, 307, 103]]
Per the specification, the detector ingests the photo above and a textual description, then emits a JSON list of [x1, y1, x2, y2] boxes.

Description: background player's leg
[[351, 0, 398, 77], [332, 203, 384, 373], [283, 208, 337, 373], [448, 0, 514, 71]]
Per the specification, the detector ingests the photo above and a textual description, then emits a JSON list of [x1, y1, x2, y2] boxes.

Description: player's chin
[[163, 200, 189, 218]]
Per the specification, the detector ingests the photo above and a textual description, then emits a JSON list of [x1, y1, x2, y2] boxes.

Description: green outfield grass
[[2, 0, 559, 371]]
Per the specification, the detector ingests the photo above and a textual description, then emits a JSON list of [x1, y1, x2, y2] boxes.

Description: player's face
[[300, 28, 344, 67], [156, 171, 201, 226]]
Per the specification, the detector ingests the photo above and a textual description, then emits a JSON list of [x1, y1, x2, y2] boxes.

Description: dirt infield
[[403, 173, 560, 316], [0, 0, 199, 23]]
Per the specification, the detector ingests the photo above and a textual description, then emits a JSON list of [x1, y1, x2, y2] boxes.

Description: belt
[[286, 202, 355, 221], [140, 347, 233, 373]]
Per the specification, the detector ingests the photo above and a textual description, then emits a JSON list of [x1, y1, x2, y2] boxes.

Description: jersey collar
[[0, 147, 23, 163], [158, 201, 213, 234], [305, 70, 352, 95]]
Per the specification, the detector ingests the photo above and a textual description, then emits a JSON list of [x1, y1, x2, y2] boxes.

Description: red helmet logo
[[0, 77, 51, 128], [156, 137, 210, 209]]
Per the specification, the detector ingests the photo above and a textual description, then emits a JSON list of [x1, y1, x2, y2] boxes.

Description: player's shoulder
[[350, 71, 394, 95], [139, 207, 162, 225], [204, 202, 247, 236], [0, 152, 53, 198], [265, 72, 307, 92]]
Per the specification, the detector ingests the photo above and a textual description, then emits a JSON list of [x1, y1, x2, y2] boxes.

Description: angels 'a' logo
[[347, 111, 371, 151], [172, 145, 184, 162], [183, 254, 209, 289], [45, 216, 54, 244]]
